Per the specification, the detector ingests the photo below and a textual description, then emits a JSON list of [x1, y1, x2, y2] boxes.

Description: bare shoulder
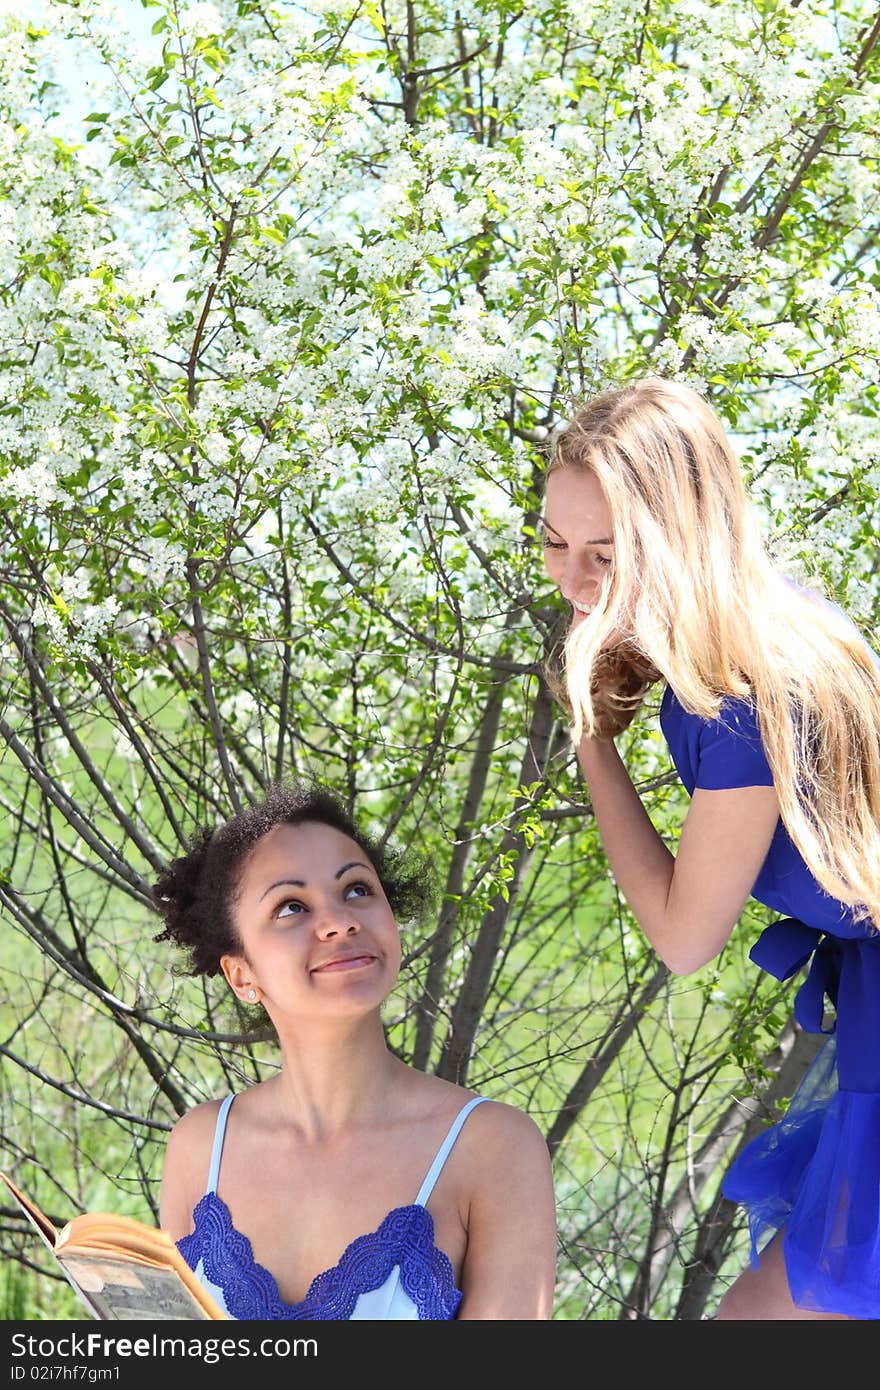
[[159, 1098, 226, 1238], [165, 1097, 225, 1159], [162, 1082, 276, 1173], [444, 1093, 552, 1201], [398, 1070, 549, 1171], [458, 1096, 550, 1161]]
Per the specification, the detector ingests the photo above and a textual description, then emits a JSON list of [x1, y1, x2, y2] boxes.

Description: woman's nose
[[561, 558, 591, 599], [315, 911, 359, 940]]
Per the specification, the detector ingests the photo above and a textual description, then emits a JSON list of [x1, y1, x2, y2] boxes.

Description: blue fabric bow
[[749, 917, 842, 1035], [749, 914, 880, 1094]]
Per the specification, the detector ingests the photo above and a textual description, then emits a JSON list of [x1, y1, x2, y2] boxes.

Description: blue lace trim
[[178, 1192, 462, 1321]]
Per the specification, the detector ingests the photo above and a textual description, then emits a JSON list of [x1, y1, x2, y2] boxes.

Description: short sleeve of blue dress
[[659, 681, 880, 1320], [660, 688, 775, 791]]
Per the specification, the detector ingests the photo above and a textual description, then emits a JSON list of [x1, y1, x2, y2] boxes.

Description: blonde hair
[[547, 375, 880, 927]]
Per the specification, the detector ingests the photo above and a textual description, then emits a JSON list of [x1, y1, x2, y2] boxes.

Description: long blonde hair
[[547, 375, 880, 927]]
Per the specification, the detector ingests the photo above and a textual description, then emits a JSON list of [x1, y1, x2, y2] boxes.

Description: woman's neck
[[264, 1012, 406, 1142]]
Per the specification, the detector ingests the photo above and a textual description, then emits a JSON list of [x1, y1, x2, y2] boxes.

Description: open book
[[1, 1171, 225, 1320]]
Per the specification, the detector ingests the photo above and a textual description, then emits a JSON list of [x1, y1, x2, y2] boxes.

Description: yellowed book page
[[58, 1213, 178, 1262]]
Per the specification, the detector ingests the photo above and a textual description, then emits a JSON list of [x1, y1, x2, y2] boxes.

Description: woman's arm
[[455, 1103, 557, 1320], [576, 736, 780, 975]]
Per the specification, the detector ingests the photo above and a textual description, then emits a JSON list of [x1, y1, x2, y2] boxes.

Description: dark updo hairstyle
[[152, 781, 436, 977]]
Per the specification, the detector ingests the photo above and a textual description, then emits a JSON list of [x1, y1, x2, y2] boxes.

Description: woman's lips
[[311, 955, 376, 973]]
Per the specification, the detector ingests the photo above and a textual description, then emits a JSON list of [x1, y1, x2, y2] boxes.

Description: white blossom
[[186, 3, 224, 39]]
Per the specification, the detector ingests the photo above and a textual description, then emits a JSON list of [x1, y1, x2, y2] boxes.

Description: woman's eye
[[274, 882, 373, 917], [542, 536, 566, 550], [595, 554, 613, 567]]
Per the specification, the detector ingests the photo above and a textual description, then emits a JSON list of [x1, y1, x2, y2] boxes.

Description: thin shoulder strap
[[205, 1094, 236, 1195], [414, 1096, 489, 1207]]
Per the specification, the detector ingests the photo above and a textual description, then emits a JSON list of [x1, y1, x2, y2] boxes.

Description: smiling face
[[542, 466, 616, 627], [220, 820, 402, 1024]]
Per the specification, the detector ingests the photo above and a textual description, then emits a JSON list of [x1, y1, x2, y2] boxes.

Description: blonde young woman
[[541, 375, 880, 1321]]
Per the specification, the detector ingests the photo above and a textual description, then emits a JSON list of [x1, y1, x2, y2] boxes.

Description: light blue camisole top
[[178, 1094, 488, 1320]]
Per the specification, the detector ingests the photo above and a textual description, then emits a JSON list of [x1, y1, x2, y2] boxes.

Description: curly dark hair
[[151, 782, 436, 977]]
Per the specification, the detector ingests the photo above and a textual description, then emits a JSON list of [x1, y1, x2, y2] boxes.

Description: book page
[[0, 1172, 59, 1249], [59, 1255, 221, 1320], [59, 1211, 181, 1263]]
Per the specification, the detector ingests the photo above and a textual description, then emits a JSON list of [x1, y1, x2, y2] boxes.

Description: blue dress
[[660, 684, 880, 1319], [177, 1094, 488, 1320]]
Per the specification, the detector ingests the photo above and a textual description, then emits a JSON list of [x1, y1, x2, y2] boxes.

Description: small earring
[[246, 988, 257, 1001]]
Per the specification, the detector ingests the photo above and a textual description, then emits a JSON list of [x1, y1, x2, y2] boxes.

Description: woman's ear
[[220, 954, 261, 1003]]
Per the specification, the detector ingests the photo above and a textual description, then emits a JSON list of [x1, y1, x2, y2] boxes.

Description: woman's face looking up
[[221, 821, 401, 1023]]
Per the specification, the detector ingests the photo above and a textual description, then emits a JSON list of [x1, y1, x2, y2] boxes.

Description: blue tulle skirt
[[722, 1036, 880, 1319]]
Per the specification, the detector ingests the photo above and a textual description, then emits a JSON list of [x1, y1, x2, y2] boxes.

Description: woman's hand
[[563, 642, 661, 741]]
